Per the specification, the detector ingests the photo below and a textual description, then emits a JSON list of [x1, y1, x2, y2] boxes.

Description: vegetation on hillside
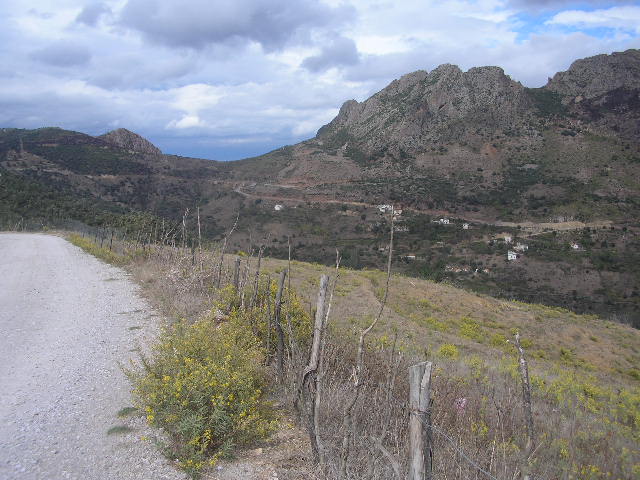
[[65, 226, 640, 479]]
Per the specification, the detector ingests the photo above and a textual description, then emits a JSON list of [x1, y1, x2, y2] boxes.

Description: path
[[229, 182, 612, 234], [0, 233, 186, 480]]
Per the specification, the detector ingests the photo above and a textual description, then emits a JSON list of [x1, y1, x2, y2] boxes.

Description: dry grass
[[69, 233, 640, 480]]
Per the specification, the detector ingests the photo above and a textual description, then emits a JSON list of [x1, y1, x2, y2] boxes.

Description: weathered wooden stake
[[408, 361, 433, 480], [233, 257, 241, 291], [299, 274, 329, 464], [274, 270, 287, 378], [249, 246, 264, 309], [216, 212, 239, 288], [515, 332, 534, 480]]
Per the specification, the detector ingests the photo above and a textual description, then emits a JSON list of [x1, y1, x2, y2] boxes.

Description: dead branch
[[216, 212, 239, 288], [339, 208, 395, 480]]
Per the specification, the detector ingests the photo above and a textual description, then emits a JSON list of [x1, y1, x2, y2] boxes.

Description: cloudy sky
[[1, 1, 639, 160]]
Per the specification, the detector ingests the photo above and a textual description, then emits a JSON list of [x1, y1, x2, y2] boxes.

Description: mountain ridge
[[2, 49, 639, 325]]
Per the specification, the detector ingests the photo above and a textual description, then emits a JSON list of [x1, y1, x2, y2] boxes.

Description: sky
[[1, 1, 639, 160]]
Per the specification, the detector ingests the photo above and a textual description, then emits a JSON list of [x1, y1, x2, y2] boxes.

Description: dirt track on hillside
[[230, 182, 613, 233], [0, 233, 186, 480]]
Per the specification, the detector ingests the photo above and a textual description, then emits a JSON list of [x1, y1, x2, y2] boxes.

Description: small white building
[[514, 243, 528, 252], [377, 204, 393, 213], [438, 218, 450, 225], [405, 254, 416, 261], [393, 209, 403, 216], [462, 223, 469, 230], [274, 204, 284, 211], [507, 250, 518, 261], [570, 242, 581, 250], [504, 235, 513, 244], [395, 226, 409, 232]]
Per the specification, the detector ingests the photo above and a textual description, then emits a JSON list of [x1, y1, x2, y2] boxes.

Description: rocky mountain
[[547, 49, 640, 99], [1, 49, 639, 325], [239, 49, 640, 218], [98, 128, 162, 155], [317, 64, 532, 156]]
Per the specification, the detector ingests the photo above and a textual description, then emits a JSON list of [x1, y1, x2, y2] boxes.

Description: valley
[[1, 49, 640, 326]]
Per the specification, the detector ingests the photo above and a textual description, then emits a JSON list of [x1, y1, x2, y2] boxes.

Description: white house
[[437, 218, 450, 225], [507, 250, 518, 261], [274, 204, 284, 211], [404, 254, 416, 261], [395, 226, 409, 232], [393, 209, 403, 216], [462, 223, 469, 230], [514, 243, 528, 252], [570, 242, 581, 250], [377, 204, 393, 213], [504, 235, 513, 244]]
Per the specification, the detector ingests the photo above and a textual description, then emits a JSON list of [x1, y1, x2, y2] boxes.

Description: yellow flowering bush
[[437, 343, 460, 359], [214, 277, 313, 360], [129, 316, 276, 477]]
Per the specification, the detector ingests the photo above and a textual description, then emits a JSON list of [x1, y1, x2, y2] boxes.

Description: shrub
[[128, 317, 276, 477], [459, 316, 483, 341], [437, 343, 459, 359], [490, 332, 507, 347], [68, 233, 127, 265]]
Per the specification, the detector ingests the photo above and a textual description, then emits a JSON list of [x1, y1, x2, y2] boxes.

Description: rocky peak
[[98, 128, 162, 155], [316, 62, 528, 151], [546, 49, 640, 99]]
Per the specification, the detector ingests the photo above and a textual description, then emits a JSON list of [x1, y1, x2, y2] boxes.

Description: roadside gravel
[[0, 233, 187, 480]]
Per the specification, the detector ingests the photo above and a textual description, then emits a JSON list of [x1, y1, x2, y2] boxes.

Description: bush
[[128, 317, 276, 477], [437, 343, 459, 359], [68, 233, 127, 265], [459, 316, 483, 341]]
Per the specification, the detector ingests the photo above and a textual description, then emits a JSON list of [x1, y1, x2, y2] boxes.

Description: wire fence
[[429, 422, 500, 480]]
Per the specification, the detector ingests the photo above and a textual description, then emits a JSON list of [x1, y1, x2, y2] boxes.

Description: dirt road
[[0, 233, 185, 480], [231, 182, 613, 234]]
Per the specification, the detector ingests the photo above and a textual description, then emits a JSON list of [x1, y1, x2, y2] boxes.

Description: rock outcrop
[[546, 49, 640, 99], [99, 128, 162, 155], [315, 49, 640, 160], [317, 62, 530, 155]]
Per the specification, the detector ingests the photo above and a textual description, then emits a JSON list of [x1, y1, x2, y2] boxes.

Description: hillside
[[1, 49, 639, 325], [68, 232, 640, 479], [232, 49, 640, 221]]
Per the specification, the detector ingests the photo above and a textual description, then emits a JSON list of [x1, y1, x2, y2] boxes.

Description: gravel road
[[0, 233, 186, 480]]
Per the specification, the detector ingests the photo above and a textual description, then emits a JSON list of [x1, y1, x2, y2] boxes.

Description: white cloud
[[547, 6, 640, 33], [0, 0, 638, 159], [167, 114, 204, 129]]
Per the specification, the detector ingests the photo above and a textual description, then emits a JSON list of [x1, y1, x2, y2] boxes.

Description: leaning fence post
[[233, 257, 241, 291], [408, 361, 433, 480], [298, 274, 329, 464]]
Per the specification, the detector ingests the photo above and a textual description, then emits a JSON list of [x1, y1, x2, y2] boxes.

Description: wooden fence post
[[515, 332, 534, 480], [408, 361, 433, 480], [233, 257, 241, 291], [274, 270, 287, 378], [299, 274, 329, 464]]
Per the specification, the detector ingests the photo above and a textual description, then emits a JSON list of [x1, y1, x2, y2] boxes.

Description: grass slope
[[67, 232, 640, 479]]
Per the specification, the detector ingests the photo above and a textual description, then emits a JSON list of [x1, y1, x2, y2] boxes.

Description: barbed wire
[[419, 418, 500, 480]]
